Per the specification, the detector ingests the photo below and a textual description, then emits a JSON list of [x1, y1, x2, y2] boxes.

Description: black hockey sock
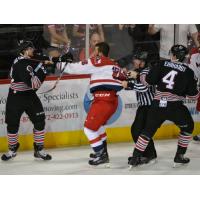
[[92, 143, 104, 153], [102, 140, 107, 152]]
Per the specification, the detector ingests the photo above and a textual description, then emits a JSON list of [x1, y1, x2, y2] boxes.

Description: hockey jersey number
[[162, 70, 178, 89]]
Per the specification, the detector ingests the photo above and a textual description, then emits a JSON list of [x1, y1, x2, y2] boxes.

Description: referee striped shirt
[[127, 67, 155, 106]]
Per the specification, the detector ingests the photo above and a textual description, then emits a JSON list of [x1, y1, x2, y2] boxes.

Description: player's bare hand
[[44, 60, 54, 65], [121, 81, 128, 88], [122, 67, 128, 73]]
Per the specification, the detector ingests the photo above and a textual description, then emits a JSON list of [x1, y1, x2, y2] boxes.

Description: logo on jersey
[[26, 66, 34, 76]]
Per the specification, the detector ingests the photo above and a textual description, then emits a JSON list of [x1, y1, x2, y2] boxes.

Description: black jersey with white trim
[[140, 60, 199, 101], [10, 56, 47, 91]]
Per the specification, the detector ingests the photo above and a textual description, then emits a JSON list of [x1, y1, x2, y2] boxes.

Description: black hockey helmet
[[17, 40, 35, 54], [133, 50, 148, 61], [170, 44, 188, 62]]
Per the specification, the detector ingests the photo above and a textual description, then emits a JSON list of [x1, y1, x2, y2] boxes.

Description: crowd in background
[[0, 24, 199, 79]]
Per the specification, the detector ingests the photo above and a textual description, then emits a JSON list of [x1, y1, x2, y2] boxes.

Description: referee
[[122, 50, 157, 165]]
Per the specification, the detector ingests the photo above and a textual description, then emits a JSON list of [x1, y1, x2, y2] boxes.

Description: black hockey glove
[[51, 52, 73, 63], [60, 52, 73, 63], [126, 79, 135, 90], [112, 67, 128, 81]]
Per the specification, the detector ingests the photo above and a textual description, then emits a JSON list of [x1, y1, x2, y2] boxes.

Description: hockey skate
[[89, 150, 110, 167], [89, 150, 109, 160], [33, 143, 52, 160], [1, 143, 20, 161], [90, 141, 108, 159], [144, 154, 157, 164], [89, 152, 97, 159], [128, 153, 157, 165], [173, 154, 190, 168], [128, 155, 148, 169], [143, 151, 157, 165], [128, 149, 147, 169]]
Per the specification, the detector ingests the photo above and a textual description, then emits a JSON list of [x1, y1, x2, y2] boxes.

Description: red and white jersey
[[190, 53, 200, 79], [64, 56, 125, 93]]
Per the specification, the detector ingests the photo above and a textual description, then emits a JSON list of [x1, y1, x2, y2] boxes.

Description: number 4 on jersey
[[162, 70, 178, 89]]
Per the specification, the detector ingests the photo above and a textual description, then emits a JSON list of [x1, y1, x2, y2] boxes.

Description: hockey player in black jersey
[[1, 40, 55, 161], [128, 45, 199, 168], [122, 50, 157, 165]]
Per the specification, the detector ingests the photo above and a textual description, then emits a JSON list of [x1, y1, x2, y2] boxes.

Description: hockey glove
[[112, 67, 128, 81], [60, 52, 73, 63]]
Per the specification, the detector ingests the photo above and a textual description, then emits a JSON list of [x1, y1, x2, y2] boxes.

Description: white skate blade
[[104, 163, 110, 168], [34, 158, 52, 161], [173, 162, 189, 168], [34, 157, 50, 161], [34, 157, 43, 161], [128, 165, 138, 170], [90, 162, 110, 168], [128, 158, 157, 170], [148, 158, 157, 165], [129, 165, 134, 170]]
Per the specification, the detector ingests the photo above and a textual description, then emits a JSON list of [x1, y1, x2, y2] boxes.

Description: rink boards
[[0, 75, 200, 152]]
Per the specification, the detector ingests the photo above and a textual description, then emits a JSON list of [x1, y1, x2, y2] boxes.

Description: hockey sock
[[100, 132, 107, 151], [84, 127, 104, 153], [135, 135, 150, 153], [100, 132, 107, 142], [102, 140, 107, 152], [7, 132, 18, 148], [176, 132, 192, 154], [33, 128, 45, 146], [97, 126, 107, 151]]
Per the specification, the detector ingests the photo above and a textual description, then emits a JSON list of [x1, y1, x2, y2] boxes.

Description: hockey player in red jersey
[[128, 45, 199, 168], [62, 42, 127, 166]]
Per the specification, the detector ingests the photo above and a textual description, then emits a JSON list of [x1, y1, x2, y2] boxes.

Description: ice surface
[[1, 139, 200, 175]]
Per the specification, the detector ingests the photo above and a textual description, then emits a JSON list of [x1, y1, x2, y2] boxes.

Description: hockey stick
[[37, 44, 73, 94], [38, 59, 72, 94], [17, 56, 54, 65]]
